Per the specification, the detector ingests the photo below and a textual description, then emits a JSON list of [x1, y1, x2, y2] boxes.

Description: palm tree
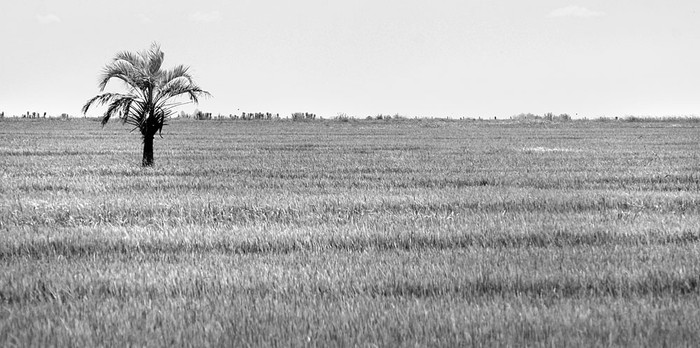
[[83, 43, 210, 166]]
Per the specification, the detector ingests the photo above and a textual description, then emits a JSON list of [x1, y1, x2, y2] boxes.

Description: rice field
[[1, 117, 699, 346]]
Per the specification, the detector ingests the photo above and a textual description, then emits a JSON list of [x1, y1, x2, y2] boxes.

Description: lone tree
[[83, 43, 209, 166]]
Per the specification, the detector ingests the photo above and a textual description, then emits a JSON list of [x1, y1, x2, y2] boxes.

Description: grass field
[[1, 117, 699, 346]]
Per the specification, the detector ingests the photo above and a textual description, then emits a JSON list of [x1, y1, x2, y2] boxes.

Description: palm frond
[[113, 51, 144, 68], [82, 92, 136, 114], [82, 95, 103, 114], [186, 85, 211, 104], [146, 43, 165, 76], [159, 65, 192, 86], [158, 80, 210, 104], [102, 100, 125, 125], [153, 107, 172, 137], [98, 60, 140, 91], [101, 95, 138, 125], [123, 101, 147, 129]]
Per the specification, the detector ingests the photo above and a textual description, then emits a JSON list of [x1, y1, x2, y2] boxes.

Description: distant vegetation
[[598, 115, 700, 123], [1, 119, 699, 346], [0, 112, 72, 119], [291, 112, 317, 120], [511, 112, 572, 121], [4, 110, 700, 123]]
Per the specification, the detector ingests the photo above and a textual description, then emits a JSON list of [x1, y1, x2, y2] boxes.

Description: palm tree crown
[[83, 43, 210, 166]]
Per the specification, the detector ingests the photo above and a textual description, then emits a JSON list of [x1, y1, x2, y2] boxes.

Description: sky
[[1, 0, 699, 119]]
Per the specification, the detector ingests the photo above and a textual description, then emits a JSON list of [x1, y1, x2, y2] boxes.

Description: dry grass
[[1, 118, 699, 346]]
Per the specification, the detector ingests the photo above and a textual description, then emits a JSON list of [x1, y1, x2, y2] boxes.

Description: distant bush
[[511, 113, 540, 121], [372, 114, 406, 121], [22, 111, 43, 119], [239, 112, 279, 120], [194, 110, 212, 120], [178, 111, 285, 121], [557, 113, 571, 121], [622, 116, 700, 123], [624, 116, 644, 122], [335, 113, 352, 122], [291, 112, 316, 121], [511, 112, 571, 122]]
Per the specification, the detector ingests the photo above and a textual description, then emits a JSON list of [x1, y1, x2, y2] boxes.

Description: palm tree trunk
[[142, 134, 154, 167]]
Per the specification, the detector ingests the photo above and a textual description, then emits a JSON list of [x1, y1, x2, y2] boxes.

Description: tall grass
[[1, 118, 699, 346]]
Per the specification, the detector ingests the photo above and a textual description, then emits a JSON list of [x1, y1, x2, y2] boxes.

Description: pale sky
[[1, 0, 699, 119]]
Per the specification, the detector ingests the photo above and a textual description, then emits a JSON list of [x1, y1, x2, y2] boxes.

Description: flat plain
[[1, 117, 699, 346]]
